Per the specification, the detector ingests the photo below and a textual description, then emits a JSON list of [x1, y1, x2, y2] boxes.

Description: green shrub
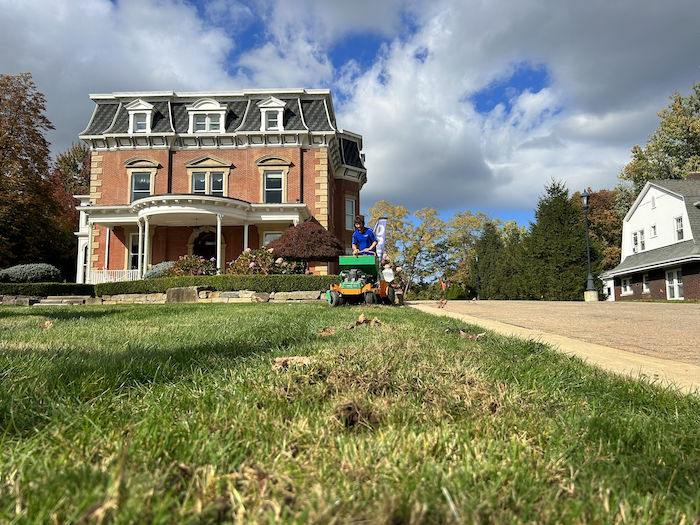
[[0, 283, 95, 297], [228, 248, 306, 275], [0, 263, 62, 283], [144, 261, 175, 279], [95, 274, 341, 296], [163, 255, 217, 277], [445, 285, 468, 300]]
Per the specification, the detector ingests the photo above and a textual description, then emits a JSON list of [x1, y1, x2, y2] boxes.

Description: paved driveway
[[407, 300, 700, 394]]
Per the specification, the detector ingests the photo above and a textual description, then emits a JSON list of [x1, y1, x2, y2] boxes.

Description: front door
[[666, 269, 684, 300], [193, 231, 216, 261]]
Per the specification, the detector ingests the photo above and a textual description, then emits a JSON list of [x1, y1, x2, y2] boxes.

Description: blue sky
[[1, 0, 699, 228]]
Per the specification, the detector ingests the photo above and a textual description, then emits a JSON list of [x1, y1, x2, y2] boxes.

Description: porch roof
[[79, 194, 312, 227]]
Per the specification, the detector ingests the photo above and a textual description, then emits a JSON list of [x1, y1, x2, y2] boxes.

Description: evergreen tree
[[520, 180, 595, 301], [496, 221, 525, 299], [469, 222, 504, 300]]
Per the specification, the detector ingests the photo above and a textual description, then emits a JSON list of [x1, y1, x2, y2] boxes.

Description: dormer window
[[187, 98, 226, 134], [125, 99, 155, 134], [134, 114, 147, 132], [266, 111, 279, 131], [258, 96, 285, 132]]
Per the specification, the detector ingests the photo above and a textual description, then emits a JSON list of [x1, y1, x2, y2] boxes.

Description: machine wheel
[[385, 286, 396, 305], [364, 291, 377, 304], [329, 290, 341, 307]]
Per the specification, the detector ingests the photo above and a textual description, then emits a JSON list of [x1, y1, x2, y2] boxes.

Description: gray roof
[[82, 103, 119, 135], [340, 137, 364, 169], [300, 99, 334, 131], [607, 179, 700, 277], [81, 93, 337, 136], [605, 240, 700, 276]]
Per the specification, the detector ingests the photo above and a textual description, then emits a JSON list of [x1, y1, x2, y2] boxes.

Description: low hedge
[[95, 274, 341, 296], [0, 283, 96, 297]]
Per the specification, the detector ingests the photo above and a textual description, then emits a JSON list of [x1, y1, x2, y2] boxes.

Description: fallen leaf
[[370, 317, 383, 327], [459, 330, 486, 341], [40, 321, 52, 330], [318, 326, 336, 337], [272, 356, 314, 370], [358, 313, 366, 323], [436, 299, 447, 308]]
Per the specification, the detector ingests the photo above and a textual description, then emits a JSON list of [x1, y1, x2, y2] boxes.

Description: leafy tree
[[54, 141, 91, 194], [0, 72, 58, 269], [520, 180, 597, 300], [442, 210, 496, 287], [617, 82, 700, 213], [573, 188, 622, 271], [367, 201, 444, 296]]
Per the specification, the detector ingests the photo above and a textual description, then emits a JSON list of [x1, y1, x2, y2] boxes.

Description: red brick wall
[[616, 264, 700, 300], [92, 144, 359, 274]]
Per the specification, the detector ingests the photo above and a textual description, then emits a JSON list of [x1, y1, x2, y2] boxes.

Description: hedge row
[[95, 274, 341, 296], [0, 283, 96, 297]]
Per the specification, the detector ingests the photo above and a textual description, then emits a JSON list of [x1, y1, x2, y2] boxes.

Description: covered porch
[[76, 195, 311, 283]]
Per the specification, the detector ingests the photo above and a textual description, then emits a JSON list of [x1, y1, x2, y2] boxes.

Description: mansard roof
[[80, 89, 338, 136]]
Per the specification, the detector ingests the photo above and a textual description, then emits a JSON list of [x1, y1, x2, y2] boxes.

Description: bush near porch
[[0, 283, 95, 297], [95, 274, 340, 297]]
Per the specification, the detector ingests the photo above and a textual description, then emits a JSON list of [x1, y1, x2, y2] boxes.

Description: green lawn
[[1, 303, 699, 524]]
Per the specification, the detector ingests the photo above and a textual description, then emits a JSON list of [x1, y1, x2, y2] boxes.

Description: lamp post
[[580, 190, 599, 301]]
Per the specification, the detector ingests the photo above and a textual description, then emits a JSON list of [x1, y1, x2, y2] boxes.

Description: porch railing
[[89, 269, 140, 284]]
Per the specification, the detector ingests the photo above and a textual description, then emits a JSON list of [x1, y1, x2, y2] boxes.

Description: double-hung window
[[266, 112, 279, 131], [194, 114, 221, 132], [621, 277, 633, 295], [264, 171, 283, 203], [134, 113, 147, 132], [642, 274, 650, 294], [192, 171, 225, 197], [632, 230, 645, 253], [345, 198, 356, 230], [131, 172, 151, 202], [675, 217, 684, 241]]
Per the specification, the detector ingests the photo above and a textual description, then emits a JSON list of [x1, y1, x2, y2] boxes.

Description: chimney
[[686, 172, 700, 180]]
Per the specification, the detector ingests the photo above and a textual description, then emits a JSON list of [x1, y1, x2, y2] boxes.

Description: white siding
[[621, 186, 691, 259]]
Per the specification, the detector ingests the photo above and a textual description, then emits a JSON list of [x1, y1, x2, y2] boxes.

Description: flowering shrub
[[162, 255, 217, 277], [227, 248, 306, 275]]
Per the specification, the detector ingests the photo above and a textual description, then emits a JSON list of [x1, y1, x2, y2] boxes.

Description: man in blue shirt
[[352, 215, 378, 255]]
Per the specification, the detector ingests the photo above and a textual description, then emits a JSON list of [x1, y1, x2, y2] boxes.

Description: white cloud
[[1, 0, 697, 222]]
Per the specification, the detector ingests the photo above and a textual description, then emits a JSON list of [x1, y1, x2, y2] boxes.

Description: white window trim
[[263, 170, 284, 204], [675, 216, 684, 241], [666, 268, 684, 300], [125, 99, 155, 134], [123, 157, 159, 203], [189, 170, 227, 197], [632, 229, 645, 253], [255, 156, 291, 204], [650, 224, 657, 238], [345, 197, 356, 231], [186, 98, 226, 134], [257, 96, 286, 133], [262, 231, 283, 247], [620, 276, 633, 296], [642, 273, 650, 294]]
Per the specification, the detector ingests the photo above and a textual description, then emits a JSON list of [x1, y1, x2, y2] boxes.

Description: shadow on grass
[[0, 306, 322, 437]]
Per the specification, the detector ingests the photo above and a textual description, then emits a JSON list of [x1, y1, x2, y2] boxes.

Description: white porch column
[[86, 221, 94, 284], [103, 228, 111, 270], [143, 216, 150, 276], [137, 219, 144, 278], [243, 222, 249, 250], [216, 214, 223, 274]]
